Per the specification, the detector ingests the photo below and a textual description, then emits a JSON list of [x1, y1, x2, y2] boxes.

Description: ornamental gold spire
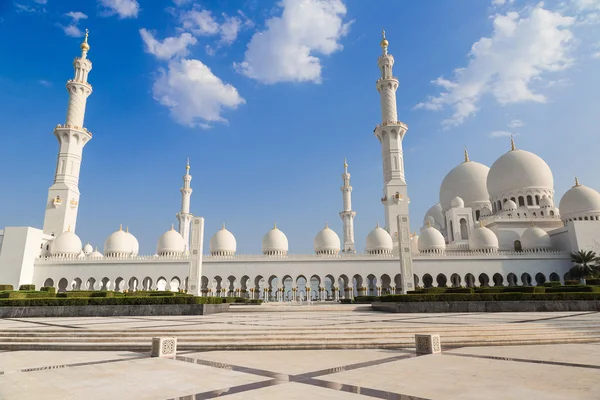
[[510, 135, 516, 151], [464, 147, 469, 163], [575, 177, 580, 187], [80, 28, 90, 55], [380, 29, 388, 54]]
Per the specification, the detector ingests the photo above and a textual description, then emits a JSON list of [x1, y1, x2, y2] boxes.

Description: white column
[[187, 217, 204, 296]]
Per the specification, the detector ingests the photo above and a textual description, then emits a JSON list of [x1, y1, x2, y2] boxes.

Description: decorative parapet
[[54, 124, 93, 136], [480, 215, 561, 224], [375, 120, 408, 130], [414, 249, 569, 258]]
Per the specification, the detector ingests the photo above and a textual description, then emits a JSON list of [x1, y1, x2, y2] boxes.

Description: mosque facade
[[1, 33, 599, 300]]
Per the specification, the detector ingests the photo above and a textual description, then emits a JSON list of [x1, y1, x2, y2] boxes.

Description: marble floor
[[0, 310, 599, 399]]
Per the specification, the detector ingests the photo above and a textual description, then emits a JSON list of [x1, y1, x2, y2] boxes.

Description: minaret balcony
[[54, 124, 93, 137]]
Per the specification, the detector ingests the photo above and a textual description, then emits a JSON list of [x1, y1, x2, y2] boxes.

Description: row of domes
[[416, 222, 552, 253], [49, 223, 397, 258]]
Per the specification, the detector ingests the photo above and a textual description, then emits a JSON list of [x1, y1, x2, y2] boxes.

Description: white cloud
[[507, 119, 524, 128], [492, 0, 515, 5], [234, 0, 351, 84], [58, 11, 88, 37], [98, 0, 139, 19], [573, 0, 600, 10], [38, 80, 52, 87], [172, 0, 192, 6], [140, 29, 197, 60], [489, 130, 514, 138], [180, 8, 251, 46], [152, 59, 245, 127], [416, 5, 575, 127], [181, 9, 220, 35]]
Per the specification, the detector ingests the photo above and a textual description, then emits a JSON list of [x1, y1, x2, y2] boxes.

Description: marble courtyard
[[1, 306, 599, 399]]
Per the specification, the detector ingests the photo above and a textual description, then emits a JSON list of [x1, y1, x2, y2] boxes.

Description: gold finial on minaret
[[80, 28, 90, 52], [325, 221, 329, 229], [575, 177, 580, 187], [510, 135, 516, 151], [464, 147, 470, 162], [273, 222, 277, 229], [119, 224, 123, 231], [222, 222, 226, 230], [380, 29, 388, 53]]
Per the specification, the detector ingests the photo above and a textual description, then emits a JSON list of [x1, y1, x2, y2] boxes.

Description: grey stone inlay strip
[[1, 318, 82, 329], [171, 351, 419, 399], [511, 311, 598, 324], [447, 352, 600, 370], [0, 354, 147, 375]]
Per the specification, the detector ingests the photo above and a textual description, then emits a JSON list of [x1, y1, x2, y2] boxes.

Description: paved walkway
[[0, 309, 599, 398]]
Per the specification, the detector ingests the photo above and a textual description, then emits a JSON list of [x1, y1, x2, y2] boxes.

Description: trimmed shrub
[[222, 297, 237, 303], [354, 296, 379, 303], [378, 292, 600, 302], [0, 296, 224, 307], [0, 291, 56, 299], [421, 287, 447, 294], [565, 280, 580, 286], [0, 284, 14, 291], [340, 298, 353, 304], [249, 299, 263, 304], [40, 286, 56, 294], [446, 287, 474, 294], [546, 286, 600, 293], [502, 286, 545, 294], [19, 285, 35, 291], [586, 279, 600, 285], [543, 281, 562, 287], [407, 290, 425, 294]]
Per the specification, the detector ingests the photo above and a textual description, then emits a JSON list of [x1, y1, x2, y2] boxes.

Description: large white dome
[[51, 230, 82, 257], [487, 145, 553, 199], [314, 224, 340, 255], [104, 226, 137, 257], [559, 179, 600, 221], [520, 225, 552, 250], [262, 224, 288, 255], [418, 225, 446, 253], [468, 223, 499, 252], [210, 224, 237, 256], [157, 227, 185, 256], [439, 156, 490, 211], [125, 227, 139, 255], [423, 203, 445, 230], [365, 224, 393, 254]]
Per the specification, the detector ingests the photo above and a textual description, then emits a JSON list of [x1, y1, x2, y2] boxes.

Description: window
[[527, 195, 533, 206], [459, 218, 469, 240], [518, 196, 525, 207], [475, 210, 480, 220], [535, 195, 540, 205]]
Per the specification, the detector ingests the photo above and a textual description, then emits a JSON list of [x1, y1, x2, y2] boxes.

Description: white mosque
[[1, 32, 599, 300]]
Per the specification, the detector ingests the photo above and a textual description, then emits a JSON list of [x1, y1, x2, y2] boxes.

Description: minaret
[[42, 30, 93, 236], [339, 158, 356, 253], [176, 158, 193, 252], [375, 31, 414, 293]]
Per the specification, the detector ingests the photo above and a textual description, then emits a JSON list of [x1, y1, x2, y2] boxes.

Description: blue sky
[[0, 0, 599, 255]]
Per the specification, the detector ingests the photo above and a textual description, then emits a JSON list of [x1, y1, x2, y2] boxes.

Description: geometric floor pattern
[[1, 309, 600, 399]]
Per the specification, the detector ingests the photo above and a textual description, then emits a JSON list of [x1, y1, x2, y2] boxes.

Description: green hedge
[[0, 296, 224, 307], [19, 285, 35, 291], [249, 299, 263, 304], [340, 298, 353, 304], [57, 291, 115, 298], [0, 284, 14, 291], [0, 291, 57, 299], [565, 280, 580, 285], [354, 295, 379, 303], [40, 286, 56, 294], [545, 286, 600, 293], [586, 279, 600, 285], [543, 281, 562, 287], [379, 292, 600, 302]]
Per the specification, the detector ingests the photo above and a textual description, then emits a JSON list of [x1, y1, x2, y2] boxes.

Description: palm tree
[[569, 250, 598, 284]]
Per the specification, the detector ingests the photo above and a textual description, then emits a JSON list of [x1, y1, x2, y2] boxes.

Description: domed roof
[[559, 178, 600, 220], [423, 203, 445, 229], [439, 152, 490, 211], [451, 196, 465, 208], [88, 248, 103, 259], [83, 243, 93, 255], [104, 226, 136, 256], [540, 195, 553, 208], [504, 199, 517, 211], [520, 224, 552, 250], [418, 224, 446, 252], [314, 223, 341, 254], [210, 224, 237, 255], [366, 224, 393, 253], [125, 227, 139, 255], [468, 223, 499, 251], [262, 224, 289, 254], [51, 229, 82, 256], [157, 226, 185, 255], [487, 141, 553, 199]]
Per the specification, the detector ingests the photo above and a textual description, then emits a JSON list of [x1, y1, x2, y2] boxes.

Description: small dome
[[104, 226, 136, 257], [439, 157, 490, 211], [210, 224, 237, 256], [540, 195, 553, 208], [83, 243, 93, 255], [262, 224, 288, 255], [423, 203, 445, 230], [480, 206, 492, 218], [314, 223, 340, 255], [468, 223, 499, 252], [559, 179, 600, 221], [157, 226, 185, 256], [504, 200, 517, 212], [487, 144, 554, 199], [366, 224, 393, 254], [418, 225, 446, 253], [51, 230, 83, 257], [451, 196, 465, 208], [88, 248, 103, 259], [520, 225, 552, 250]]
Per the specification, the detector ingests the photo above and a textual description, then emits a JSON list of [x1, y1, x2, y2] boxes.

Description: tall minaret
[[374, 30, 410, 243], [42, 30, 93, 236], [176, 159, 193, 252], [339, 158, 356, 253]]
